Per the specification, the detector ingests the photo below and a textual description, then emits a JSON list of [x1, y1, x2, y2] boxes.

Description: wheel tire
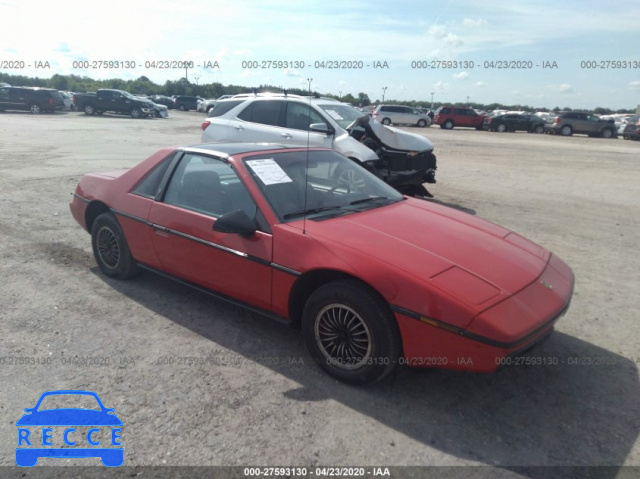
[[178, 105, 186, 111], [600, 128, 613, 139], [29, 103, 42, 114], [496, 123, 507, 132], [91, 213, 138, 279], [130, 107, 142, 119], [381, 118, 391, 125], [302, 280, 401, 385], [444, 120, 454, 129], [70, 104, 77, 112], [534, 124, 544, 134], [84, 104, 95, 115], [560, 125, 573, 136], [417, 119, 426, 127]]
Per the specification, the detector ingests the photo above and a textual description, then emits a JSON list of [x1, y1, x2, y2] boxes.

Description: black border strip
[[390, 303, 569, 350], [71, 192, 90, 203], [110, 208, 300, 276]]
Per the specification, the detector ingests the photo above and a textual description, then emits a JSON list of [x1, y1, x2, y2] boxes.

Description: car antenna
[[303, 79, 313, 235]]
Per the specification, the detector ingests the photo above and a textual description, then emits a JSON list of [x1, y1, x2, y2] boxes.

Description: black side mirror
[[213, 210, 256, 236], [310, 123, 334, 135]]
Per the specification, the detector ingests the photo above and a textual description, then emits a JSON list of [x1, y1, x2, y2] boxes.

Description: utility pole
[[382, 86, 387, 102]]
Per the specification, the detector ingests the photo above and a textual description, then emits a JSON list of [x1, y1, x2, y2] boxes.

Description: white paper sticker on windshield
[[324, 109, 344, 120], [246, 159, 292, 185]]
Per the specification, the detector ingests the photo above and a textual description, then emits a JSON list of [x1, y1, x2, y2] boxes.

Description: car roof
[[182, 142, 323, 157]]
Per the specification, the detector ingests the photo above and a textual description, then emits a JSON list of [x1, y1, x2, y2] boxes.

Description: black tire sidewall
[[301, 280, 401, 385], [91, 213, 137, 279]]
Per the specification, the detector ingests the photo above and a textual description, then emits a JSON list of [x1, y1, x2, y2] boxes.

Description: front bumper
[[394, 254, 574, 372]]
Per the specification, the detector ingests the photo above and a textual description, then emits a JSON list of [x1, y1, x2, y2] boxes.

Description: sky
[[1, 0, 639, 110]]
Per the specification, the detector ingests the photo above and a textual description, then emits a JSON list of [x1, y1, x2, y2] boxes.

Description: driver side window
[[164, 154, 257, 218]]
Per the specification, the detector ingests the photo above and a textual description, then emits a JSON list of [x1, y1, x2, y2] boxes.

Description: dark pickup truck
[[73, 89, 156, 118]]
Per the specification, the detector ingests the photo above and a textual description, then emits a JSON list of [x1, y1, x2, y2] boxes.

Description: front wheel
[[417, 119, 427, 127], [91, 213, 138, 279], [130, 107, 142, 119], [600, 128, 613, 139], [534, 124, 544, 134], [302, 280, 401, 385]]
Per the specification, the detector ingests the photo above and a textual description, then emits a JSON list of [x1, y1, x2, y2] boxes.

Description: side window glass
[[285, 102, 325, 131], [0, 88, 8, 100], [132, 152, 177, 199], [164, 154, 257, 219], [248, 101, 282, 126]]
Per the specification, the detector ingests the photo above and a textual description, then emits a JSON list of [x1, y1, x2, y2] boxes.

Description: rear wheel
[[91, 213, 138, 279], [178, 104, 186, 111], [84, 104, 95, 115], [444, 120, 455, 129], [302, 280, 401, 385], [496, 123, 507, 132], [29, 103, 42, 114], [381, 118, 391, 125], [560, 125, 573, 136]]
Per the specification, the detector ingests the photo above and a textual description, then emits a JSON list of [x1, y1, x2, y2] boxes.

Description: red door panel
[[147, 202, 273, 310]]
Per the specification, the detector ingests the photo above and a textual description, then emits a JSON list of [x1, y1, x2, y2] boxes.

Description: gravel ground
[[0, 110, 639, 478]]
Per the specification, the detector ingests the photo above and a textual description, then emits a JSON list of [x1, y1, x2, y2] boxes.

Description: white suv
[[373, 105, 431, 127], [201, 94, 379, 164]]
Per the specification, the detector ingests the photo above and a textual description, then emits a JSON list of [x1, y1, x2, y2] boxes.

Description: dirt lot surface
[[1, 111, 639, 478]]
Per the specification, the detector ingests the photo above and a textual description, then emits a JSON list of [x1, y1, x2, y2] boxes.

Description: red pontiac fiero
[[70, 143, 574, 384]]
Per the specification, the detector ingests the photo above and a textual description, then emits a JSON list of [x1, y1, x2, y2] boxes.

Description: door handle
[[234, 125, 244, 131], [281, 133, 292, 139]]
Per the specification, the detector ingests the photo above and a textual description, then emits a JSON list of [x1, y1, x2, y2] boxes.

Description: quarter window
[[132, 152, 177, 199]]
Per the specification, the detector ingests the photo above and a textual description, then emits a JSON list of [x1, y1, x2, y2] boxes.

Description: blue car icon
[[16, 390, 123, 467]]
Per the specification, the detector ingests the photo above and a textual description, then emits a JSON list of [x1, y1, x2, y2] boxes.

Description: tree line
[[0, 73, 633, 114]]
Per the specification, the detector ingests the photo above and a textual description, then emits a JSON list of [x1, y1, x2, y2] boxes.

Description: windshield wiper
[[349, 196, 388, 206], [283, 206, 343, 219]]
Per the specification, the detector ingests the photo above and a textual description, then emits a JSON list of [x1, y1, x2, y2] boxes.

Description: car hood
[[305, 199, 550, 311], [16, 409, 123, 426], [369, 118, 434, 151]]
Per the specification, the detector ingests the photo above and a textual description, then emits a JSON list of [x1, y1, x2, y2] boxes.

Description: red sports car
[[70, 143, 574, 385]]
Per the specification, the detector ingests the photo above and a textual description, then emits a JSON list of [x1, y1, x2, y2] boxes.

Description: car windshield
[[317, 103, 368, 129], [37, 394, 102, 411], [243, 150, 403, 222]]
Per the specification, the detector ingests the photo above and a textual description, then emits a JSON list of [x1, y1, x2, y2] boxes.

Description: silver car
[[373, 105, 431, 127], [201, 94, 381, 164]]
